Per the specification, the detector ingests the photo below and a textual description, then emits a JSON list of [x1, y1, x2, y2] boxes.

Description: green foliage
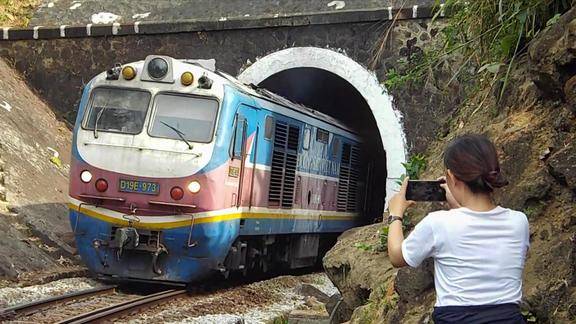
[[380, 226, 389, 245], [271, 316, 289, 324], [403, 154, 427, 179], [439, 0, 572, 100], [521, 310, 538, 322], [377, 217, 411, 252], [397, 154, 428, 185], [384, 66, 424, 90], [523, 201, 546, 219], [383, 49, 439, 91], [357, 302, 377, 324], [354, 242, 374, 251], [384, 0, 573, 102], [376, 226, 389, 251]]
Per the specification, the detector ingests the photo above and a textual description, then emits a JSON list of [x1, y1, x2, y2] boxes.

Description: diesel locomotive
[[69, 55, 368, 284]]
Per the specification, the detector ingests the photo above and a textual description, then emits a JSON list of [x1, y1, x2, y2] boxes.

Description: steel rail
[[57, 289, 186, 324], [0, 285, 117, 319]]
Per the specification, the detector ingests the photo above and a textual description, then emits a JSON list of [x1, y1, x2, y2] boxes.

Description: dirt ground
[[0, 57, 76, 279]]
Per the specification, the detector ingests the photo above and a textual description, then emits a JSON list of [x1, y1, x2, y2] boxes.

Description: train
[[69, 55, 368, 284]]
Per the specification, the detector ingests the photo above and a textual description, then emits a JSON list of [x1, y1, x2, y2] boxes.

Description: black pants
[[433, 303, 525, 324]]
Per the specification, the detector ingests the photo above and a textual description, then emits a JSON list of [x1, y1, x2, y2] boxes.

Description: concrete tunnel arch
[[238, 47, 407, 212]]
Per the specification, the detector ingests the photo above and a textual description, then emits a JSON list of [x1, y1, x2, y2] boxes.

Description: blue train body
[[69, 56, 366, 283]]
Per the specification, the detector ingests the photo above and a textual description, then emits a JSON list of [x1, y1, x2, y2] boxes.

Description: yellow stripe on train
[[67, 203, 357, 230]]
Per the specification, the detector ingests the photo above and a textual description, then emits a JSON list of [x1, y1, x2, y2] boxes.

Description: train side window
[[303, 128, 311, 150], [264, 115, 274, 140], [232, 116, 246, 159], [331, 137, 341, 159], [316, 129, 329, 144]]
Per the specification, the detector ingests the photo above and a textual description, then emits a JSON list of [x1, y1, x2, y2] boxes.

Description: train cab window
[[316, 129, 329, 144], [149, 94, 218, 143], [303, 128, 311, 150], [84, 88, 151, 134], [264, 115, 274, 140]]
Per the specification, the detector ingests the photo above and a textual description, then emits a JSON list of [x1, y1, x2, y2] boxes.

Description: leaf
[[478, 62, 504, 74], [517, 11, 528, 24], [546, 13, 561, 27], [50, 156, 62, 168], [500, 34, 516, 57], [354, 243, 373, 251]]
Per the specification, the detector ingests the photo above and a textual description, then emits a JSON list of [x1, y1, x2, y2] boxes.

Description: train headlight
[[122, 66, 136, 80], [80, 170, 93, 183], [181, 72, 194, 86], [187, 181, 201, 194], [148, 58, 169, 79]]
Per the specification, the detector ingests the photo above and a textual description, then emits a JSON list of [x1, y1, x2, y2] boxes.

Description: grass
[[0, 0, 41, 27]]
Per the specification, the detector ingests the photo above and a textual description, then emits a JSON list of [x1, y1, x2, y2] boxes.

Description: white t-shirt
[[401, 206, 530, 307]]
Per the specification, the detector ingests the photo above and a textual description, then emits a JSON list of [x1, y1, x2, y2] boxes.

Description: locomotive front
[[69, 56, 234, 283]]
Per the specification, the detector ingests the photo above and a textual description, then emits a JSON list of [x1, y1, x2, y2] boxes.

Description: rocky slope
[[0, 58, 77, 281], [323, 7, 576, 324]]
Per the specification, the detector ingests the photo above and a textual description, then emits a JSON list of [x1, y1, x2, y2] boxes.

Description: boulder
[[394, 259, 434, 300], [528, 8, 576, 79], [548, 142, 576, 189], [325, 293, 342, 317], [295, 283, 331, 304], [323, 223, 394, 311]]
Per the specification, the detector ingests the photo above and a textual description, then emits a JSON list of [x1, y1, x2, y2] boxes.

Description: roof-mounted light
[[181, 72, 194, 86], [122, 66, 137, 80], [148, 58, 169, 80]]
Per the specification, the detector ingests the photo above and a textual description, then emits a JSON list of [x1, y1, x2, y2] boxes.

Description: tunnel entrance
[[238, 47, 407, 221], [258, 67, 387, 220]]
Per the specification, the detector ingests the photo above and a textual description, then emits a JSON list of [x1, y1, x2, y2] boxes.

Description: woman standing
[[387, 134, 529, 323]]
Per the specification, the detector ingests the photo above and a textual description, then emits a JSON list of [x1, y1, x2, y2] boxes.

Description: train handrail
[[148, 201, 197, 209], [78, 194, 126, 202]]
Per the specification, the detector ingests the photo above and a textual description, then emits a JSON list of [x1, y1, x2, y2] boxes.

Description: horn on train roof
[[181, 59, 216, 72]]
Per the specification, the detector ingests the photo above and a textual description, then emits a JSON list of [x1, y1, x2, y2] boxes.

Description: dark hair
[[443, 134, 508, 193]]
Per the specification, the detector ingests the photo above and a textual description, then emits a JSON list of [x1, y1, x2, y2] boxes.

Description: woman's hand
[[438, 176, 461, 209], [388, 177, 415, 216]]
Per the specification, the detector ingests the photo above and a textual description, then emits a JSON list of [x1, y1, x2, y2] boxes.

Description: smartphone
[[406, 180, 447, 201]]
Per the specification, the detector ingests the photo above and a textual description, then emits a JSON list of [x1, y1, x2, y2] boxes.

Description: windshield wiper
[[160, 121, 193, 150], [93, 106, 109, 139]]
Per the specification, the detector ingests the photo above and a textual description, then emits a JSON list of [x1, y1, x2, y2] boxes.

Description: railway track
[[57, 289, 186, 323], [0, 285, 116, 320], [0, 285, 186, 323]]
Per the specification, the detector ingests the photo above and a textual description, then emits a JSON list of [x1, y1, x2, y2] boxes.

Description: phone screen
[[406, 180, 447, 202]]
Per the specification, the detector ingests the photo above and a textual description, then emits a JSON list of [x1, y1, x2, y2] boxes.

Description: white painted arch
[[238, 47, 407, 202]]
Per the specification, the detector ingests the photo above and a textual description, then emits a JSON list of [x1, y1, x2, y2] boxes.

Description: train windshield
[[149, 94, 218, 143], [84, 88, 151, 134]]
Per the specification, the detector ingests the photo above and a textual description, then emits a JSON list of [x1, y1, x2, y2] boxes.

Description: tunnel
[[238, 47, 407, 221], [258, 67, 387, 219]]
